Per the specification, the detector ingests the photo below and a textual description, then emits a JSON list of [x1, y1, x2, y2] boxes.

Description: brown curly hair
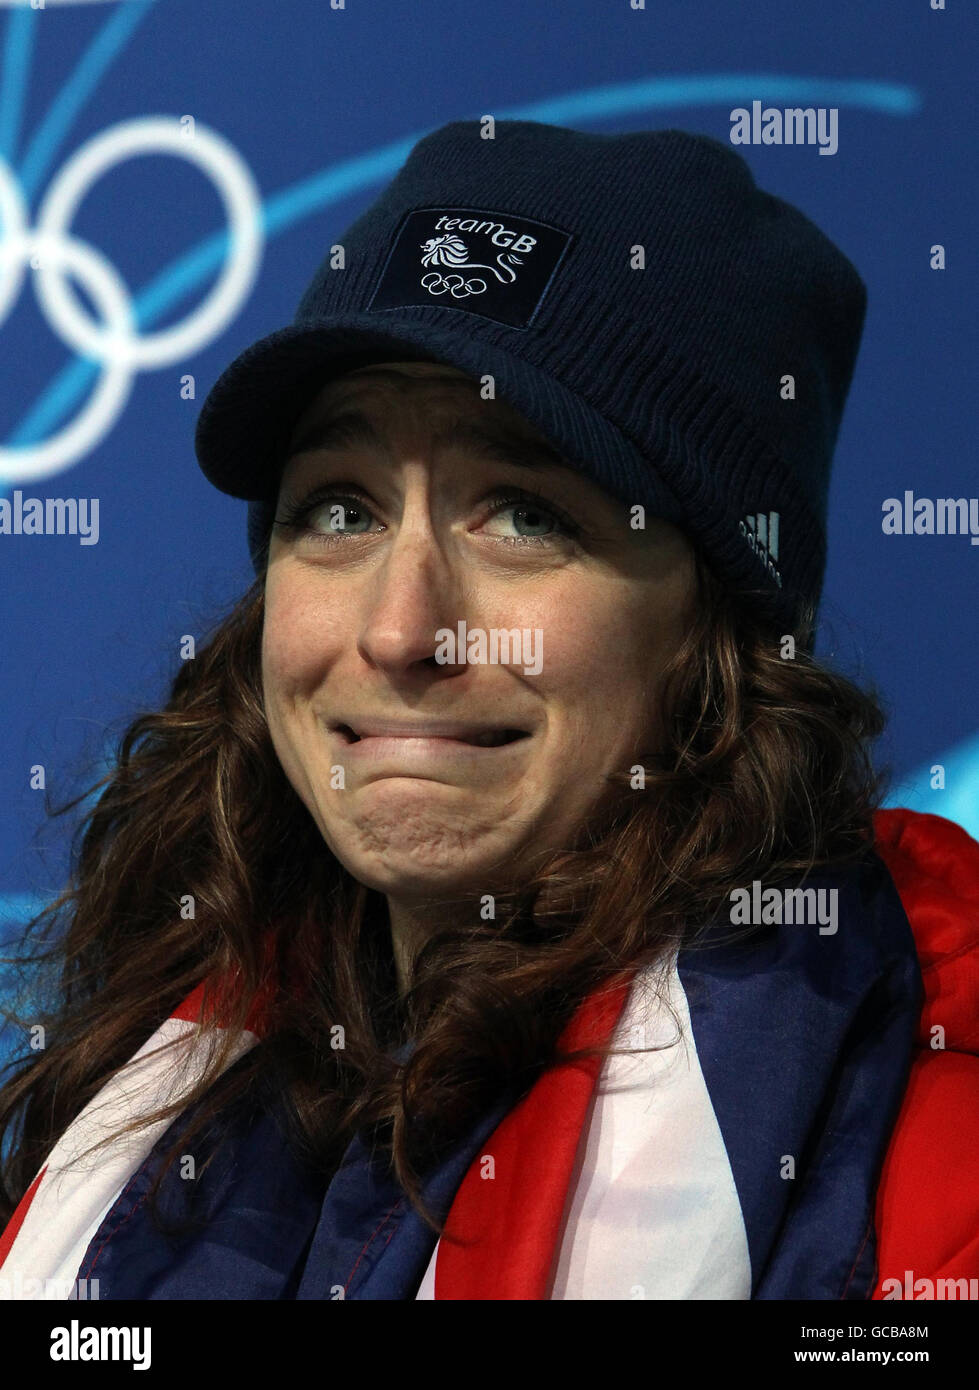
[[0, 546, 892, 1235]]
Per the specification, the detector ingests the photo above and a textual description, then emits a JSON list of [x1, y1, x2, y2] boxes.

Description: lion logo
[[418, 234, 523, 298]]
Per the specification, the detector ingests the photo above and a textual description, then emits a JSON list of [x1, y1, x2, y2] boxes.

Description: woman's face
[[262, 361, 697, 904]]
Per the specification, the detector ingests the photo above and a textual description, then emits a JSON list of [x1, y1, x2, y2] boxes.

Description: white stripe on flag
[[0, 1016, 258, 1299]]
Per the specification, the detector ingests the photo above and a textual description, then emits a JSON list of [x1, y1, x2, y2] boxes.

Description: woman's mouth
[[329, 721, 533, 768], [334, 722, 529, 748]]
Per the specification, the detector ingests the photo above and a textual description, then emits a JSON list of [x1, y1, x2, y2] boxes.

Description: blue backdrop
[[1, 0, 977, 964]]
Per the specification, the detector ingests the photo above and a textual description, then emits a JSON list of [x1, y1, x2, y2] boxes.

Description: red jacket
[[870, 807, 979, 1297]]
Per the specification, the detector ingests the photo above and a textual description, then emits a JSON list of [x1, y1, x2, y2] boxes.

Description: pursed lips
[[331, 720, 531, 749]]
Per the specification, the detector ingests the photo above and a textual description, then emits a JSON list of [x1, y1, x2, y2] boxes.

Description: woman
[[1, 120, 976, 1301]]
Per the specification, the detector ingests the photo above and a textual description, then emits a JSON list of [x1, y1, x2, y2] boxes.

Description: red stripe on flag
[[0, 1163, 48, 1272], [170, 958, 279, 1038], [434, 973, 634, 1299]]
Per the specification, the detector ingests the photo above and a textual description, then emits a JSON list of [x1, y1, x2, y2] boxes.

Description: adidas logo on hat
[[740, 511, 782, 588]]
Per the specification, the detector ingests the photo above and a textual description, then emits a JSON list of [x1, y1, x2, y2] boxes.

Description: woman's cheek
[[263, 585, 329, 686]]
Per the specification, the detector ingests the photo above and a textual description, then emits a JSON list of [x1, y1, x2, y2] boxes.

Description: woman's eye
[[308, 497, 375, 535], [481, 493, 578, 543], [275, 487, 578, 545], [275, 491, 378, 537]]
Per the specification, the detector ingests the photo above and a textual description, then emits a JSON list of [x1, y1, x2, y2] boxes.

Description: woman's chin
[[341, 853, 495, 904], [329, 823, 522, 903]]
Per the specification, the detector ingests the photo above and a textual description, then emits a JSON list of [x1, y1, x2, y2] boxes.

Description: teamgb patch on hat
[[368, 206, 573, 329]]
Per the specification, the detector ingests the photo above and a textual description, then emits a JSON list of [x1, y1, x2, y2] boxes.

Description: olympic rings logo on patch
[[0, 115, 263, 484]]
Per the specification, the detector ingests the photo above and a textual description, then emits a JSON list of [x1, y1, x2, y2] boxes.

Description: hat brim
[[193, 315, 688, 527]]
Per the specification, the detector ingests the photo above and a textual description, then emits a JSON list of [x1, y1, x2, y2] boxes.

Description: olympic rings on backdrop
[[0, 116, 263, 484], [1, 226, 135, 482]]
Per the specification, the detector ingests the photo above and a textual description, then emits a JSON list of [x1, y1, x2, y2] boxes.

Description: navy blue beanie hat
[[194, 119, 867, 642]]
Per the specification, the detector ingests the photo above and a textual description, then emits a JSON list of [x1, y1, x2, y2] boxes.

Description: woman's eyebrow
[[288, 410, 384, 457], [288, 408, 567, 471], [435, 417, 568, 471]]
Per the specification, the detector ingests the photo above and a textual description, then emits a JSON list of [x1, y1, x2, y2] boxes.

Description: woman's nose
[[355, 519, 466, 673]]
